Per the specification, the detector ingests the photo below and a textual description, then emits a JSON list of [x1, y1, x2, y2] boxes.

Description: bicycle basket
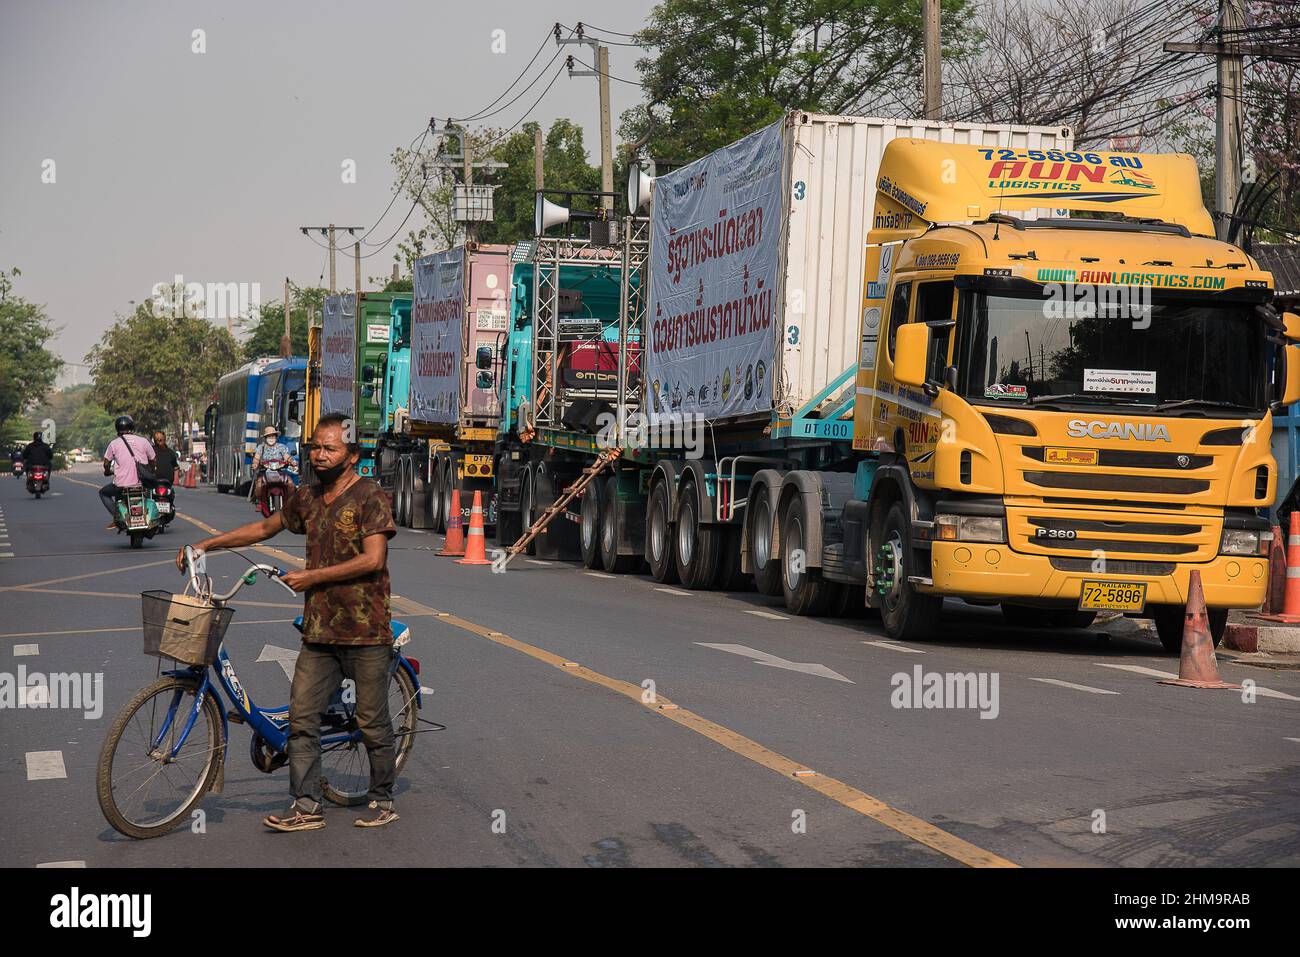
[[141, 590, 234, 666]]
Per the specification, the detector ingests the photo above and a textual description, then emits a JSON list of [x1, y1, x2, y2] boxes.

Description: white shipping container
[[649, 112, 1074, 425]]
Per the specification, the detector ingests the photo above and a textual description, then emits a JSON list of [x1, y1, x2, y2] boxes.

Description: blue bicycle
[[96, 547, 424, 839]]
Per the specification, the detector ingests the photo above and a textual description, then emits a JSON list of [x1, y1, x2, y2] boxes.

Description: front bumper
[[926, 541, 1267, 609]]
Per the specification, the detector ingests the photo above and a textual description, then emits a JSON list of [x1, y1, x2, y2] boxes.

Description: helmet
[[114, 415, 135, 435], [33, 431, 42, 442], [262, 426, 279, 439]]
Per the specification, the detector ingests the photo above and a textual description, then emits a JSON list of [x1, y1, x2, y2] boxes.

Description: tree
[[241, 284, 325, 360], [30, 384, 116, 453], [86, 300, 241, 448], [0, 268, 63, 433], [620, 0, 972, 162]]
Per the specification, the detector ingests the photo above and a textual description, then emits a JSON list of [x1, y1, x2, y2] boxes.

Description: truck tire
[[393, 459, 408, 527], [429, 458, 445, 532], [1151, 605, 1227, 654], [877, 501, 943, 641], [646, 479, 678, 583], [780, 497, 832, 616], [518, 467, 536, 556], [713, 524, 751, 592], [675, 477, 719, 589], [580, 481, 604, 569], [748, 490, 783, 596], [600, 476, 639, 574], [439, 461, 455, 535]]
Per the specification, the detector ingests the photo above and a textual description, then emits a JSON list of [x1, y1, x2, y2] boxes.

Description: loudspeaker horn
[[627, 161, 655, 213], [535, 195, 571, 236]]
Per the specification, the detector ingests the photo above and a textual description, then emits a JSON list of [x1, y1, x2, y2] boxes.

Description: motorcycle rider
[[100, 415, 156, 530], [23, 431, 54, 469], [151, 431, 179, 485], [251, 426, 294, 509]]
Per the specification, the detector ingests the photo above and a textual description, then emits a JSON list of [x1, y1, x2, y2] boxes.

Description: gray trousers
[[288, 642, 396, 813]]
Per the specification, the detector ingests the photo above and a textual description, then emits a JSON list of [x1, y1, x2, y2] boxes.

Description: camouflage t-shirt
[[280, 477, 397, 645]]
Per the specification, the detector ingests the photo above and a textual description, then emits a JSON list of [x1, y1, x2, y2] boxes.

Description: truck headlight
[[1219, 528, 1265, 556], [935, 514, 1006, 544]]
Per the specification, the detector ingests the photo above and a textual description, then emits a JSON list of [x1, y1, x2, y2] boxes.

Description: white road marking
[[36, 861, 86, 868], [1027, 677, 1120, 695], [656, 587, 692, 596], [1286, 737, 1300, 743], [26, 751, 66, 780], [697, 642, 854, 683], [862, 640, 925, 654], [585, 572, 617, 579], [13, 644, 38, 656], [1096, 663, 1300, 701], [0, 554, 14, 559], [744, 610, 789, 621], [256, 643, 299, 681], [525, 560, 553, 566]]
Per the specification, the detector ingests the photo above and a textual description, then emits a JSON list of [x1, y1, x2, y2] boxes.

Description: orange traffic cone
[[437, 489, 465, 557], [456, 490, 492, 565], [1159, 570, 1240, 690], [1252, 511, 1300, 622]]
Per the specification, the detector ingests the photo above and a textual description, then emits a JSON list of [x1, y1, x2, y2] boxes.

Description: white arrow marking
[[1096, 663, 1300, 701], [1027, 677, 1119, 695], [257, 643, 299, 681], [696, 642, 854, 683], [862, 640, 925, 654]]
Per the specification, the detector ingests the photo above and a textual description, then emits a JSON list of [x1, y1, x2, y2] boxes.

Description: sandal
[[354, 802, 399, 828], [263, 810, 325, 832]]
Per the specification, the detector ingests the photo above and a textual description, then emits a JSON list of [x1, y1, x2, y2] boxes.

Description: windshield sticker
[[1084, 368, 1156, 394], [985, 383, 1028, 399], [1035, 267, 1227, 290]]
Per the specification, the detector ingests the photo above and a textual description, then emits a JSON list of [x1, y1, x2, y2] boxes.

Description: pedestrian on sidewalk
[[175, 412, 400, 831]]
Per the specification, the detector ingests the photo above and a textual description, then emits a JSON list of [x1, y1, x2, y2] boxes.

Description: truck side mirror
[[1285, 311, 1300, 342], [894, 323, 930, 388], [1284, 343, 1300, 406], [476, 371, 494, 390], [476, 346, 493, 370]]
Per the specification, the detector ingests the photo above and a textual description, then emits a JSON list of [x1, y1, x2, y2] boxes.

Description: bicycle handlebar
[[183, 545, 298, 601]]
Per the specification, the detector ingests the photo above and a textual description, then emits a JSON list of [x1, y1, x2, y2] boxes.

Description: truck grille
[[1022, 471, 1210, 495], [1008, 507, 1218, 561], [1048, 557, 1176, 576]]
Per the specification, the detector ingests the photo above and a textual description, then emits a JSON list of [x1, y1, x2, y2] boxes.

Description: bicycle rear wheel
[[97, 675, 225, 839], [321, 662, 419, 806]]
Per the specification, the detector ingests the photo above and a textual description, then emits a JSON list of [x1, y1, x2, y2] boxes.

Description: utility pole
[[463, 130, 476, 244], [534, 126, 545, 191], [429, 125, 506, 245], [1163, 1, 1300, 241], [298, 225, 363, 294], [561, 24, 614, 210], [922, 0, 942, 119], [354, 242, 362, 296], [281, 277, 292, 358]]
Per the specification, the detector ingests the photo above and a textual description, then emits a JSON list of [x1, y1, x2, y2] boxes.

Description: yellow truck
[[757, 140, 1300, 651]]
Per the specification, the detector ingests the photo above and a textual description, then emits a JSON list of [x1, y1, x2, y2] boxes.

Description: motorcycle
[[26, 464, 50, 499], [114, 485, 162, 549], [256, 464, 297, 518], [12, 461, 23, 480], [151, 479, 175, 530]]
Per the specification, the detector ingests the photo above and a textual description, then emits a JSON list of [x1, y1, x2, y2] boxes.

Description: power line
[[450, 27, 557, 122], [566, 53, 644, 87]]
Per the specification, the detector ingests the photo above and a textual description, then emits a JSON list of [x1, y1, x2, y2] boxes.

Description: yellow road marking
[[105, 481, 1019, 865]]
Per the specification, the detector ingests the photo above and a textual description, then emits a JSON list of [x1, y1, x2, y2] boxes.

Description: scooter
[[151, 479, 175, 530], [12, 461, 23, 480], [256, 464, 297, 518], [114, 485, 162, 549], [26, 464, 49, 499]]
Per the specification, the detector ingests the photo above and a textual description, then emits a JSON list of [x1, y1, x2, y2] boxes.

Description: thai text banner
[[411, 247, 464, 424]]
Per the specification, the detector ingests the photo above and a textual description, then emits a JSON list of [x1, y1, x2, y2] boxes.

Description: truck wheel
[[580, 481, 604, 569], [394, 459, 409, 527], [439, 462, 455, 534], [1151, 605, 1227, 654], [748, 491, 782, 596], [780, 497, 831, 616], [877, 501, 943, 640], [429, 459, 444, 532], [713, 524, 751, 592], [403, 458, 417, 527], [675, 478, 719, 589], [646, 480, 678, 583], [518, 468, 536, 555], [599, 477, 638, 574]]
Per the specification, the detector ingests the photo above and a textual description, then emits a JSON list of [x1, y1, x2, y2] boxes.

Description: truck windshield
[[958, 287, 1268, 416]]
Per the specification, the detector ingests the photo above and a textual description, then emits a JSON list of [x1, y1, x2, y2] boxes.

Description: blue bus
[[205, 356, 307, 493]]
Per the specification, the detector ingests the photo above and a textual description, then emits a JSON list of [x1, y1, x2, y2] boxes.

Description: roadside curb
[[1224, 621, 1300, 655]]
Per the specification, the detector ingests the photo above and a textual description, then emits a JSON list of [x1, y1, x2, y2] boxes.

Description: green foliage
[[242, 284, 325, 360], [86, 301, 241, 446], [30, 385, 116, 454], [0, 268, 63, 435], [620, 0, 970, 161]]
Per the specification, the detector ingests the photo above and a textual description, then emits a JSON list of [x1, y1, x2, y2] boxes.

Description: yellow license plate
[[1045, 447, 1098, 465], [1078, 580, 1147, 612]]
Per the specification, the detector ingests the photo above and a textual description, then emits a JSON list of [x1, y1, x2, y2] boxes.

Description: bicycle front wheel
[[96, 675, 225, 839], [321, 662, 419, 807]]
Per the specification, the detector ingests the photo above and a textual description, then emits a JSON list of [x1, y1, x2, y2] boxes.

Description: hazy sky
[[0, 0, 650, 373]]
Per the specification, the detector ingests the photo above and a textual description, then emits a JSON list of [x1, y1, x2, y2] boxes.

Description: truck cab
[[785, 140, 1300, 649]]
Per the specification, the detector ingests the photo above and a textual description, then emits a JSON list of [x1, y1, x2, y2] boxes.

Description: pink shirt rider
[[104, 433, 156, 487]]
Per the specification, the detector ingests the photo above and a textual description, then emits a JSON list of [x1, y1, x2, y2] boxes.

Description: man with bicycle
[[176, 413, 399, 831]]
